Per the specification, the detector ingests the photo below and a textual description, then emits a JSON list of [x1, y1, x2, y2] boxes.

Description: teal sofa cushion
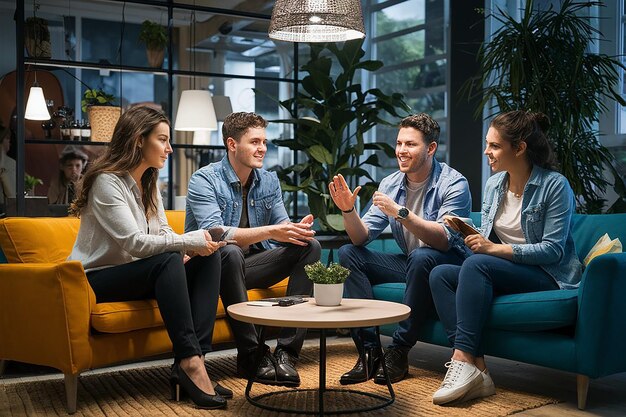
[[373, 284, 577, 332], [488, 289, 578, 331]]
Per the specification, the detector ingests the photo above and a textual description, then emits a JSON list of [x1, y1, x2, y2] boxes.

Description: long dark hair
[[70, 106, 169, 218], [490, 110, 558, 170]]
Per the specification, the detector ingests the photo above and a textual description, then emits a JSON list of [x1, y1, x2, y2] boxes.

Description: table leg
[[245, 325, 267, 400], [244, 326, 394, 415], [375, 326, 396, 401], [319, 328, 326, 416]]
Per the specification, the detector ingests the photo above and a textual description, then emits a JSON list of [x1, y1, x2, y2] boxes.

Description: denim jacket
[[480, 165, 582, 289], [361, 159, 471, 255], [184, 155, 289, 250]]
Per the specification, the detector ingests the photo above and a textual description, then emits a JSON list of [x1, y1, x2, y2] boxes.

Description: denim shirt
[[361, 159, 471, 255], [480, 165, 582, 289], [184, 155, 289, 250]]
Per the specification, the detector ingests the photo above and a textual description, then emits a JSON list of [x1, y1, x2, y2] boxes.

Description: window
[[364, 0, 449, 179]]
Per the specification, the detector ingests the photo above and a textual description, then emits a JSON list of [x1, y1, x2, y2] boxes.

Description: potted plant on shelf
[[462, 0, 626, 213], [258, 39, 411, 232], [24, 16, 51, 59], [138, 20, 168, 68], [24, 174, 42, 196], [305, 261, 350, 306], [81, 89, 120, 142]]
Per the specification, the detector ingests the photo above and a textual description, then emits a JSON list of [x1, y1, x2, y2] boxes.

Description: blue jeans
[[338, 244, 464, 350], [429, 254, 559, 356]]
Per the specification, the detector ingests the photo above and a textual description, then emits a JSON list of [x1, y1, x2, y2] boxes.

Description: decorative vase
[[88, 106, 121, 142], [314, 283, 344, 306], [146, 48, 165, 68]]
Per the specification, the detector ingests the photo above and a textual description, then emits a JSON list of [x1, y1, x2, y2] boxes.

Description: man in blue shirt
[[185, 112, 321, 386], [329, 113, 471, 385]]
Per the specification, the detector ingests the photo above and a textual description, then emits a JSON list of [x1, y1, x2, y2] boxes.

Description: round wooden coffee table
[[227, 298, 410, 415]]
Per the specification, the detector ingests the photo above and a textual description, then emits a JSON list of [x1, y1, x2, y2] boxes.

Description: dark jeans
[[87, 252, 221, 360], [338, 244, 464, 350], [219, 240, 321, 359], [429, 254, 559, 356]]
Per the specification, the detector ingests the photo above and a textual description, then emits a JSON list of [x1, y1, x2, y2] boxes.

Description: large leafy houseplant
[[265, 39, 410, 231], [463, 0, 626, 213]]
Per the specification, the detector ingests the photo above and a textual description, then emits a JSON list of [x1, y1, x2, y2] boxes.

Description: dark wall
[[449, 0, 484, 211]]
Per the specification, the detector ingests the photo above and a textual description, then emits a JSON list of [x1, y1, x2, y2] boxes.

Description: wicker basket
[[88, 106, 121, 142]]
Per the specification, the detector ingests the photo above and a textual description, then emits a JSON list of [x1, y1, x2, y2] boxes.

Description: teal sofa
[[372, 213, 626, 409]]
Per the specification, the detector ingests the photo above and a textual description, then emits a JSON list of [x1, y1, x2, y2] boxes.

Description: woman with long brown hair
[[69, 105, 228, 409]]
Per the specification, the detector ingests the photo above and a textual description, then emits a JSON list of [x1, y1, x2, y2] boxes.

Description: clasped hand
[[273, 214, 316, 246], [372, 191, 401, 218]]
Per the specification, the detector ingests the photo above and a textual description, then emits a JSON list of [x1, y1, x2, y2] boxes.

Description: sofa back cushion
[[571, 213, 626, 260], [0, 217, 80, 263], [0, 210, 187, 264]]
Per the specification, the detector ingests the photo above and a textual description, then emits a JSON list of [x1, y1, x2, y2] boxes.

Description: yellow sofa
[[0, 211, 288, 413]]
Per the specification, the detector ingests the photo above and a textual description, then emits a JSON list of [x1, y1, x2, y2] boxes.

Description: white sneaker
[[432, 359, 483, 405], [459, 369, 496, 402]]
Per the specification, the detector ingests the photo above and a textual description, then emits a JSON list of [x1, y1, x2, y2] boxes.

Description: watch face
[[398, 207, 409, 219]]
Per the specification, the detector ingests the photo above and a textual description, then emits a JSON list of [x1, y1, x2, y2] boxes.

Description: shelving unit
[[13, 0, 299, 216]]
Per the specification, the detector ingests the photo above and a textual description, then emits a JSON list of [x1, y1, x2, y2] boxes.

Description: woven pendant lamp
[[269, 0, 365, 43]]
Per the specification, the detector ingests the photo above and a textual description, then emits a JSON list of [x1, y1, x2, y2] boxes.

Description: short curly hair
[[399, 113, 440, 144], [222, 112, 268, 147]]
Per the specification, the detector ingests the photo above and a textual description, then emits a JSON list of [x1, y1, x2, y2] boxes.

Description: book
[[444, 216, 480, 238]]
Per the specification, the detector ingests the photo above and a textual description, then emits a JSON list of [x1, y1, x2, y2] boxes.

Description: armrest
[[575, 253, 626, 377], [0, 261, 95, 374]]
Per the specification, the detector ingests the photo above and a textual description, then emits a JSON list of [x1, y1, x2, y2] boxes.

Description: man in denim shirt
[[329, 113, 471, 385], [185, 112, 321, 386]]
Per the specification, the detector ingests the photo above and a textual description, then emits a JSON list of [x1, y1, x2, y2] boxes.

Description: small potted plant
[[24, 174, 43, 196], [304, 261, 350, 306], [138, 20, 168, 68], [81, 89, 120, 142], [24, 16, 51, 59]]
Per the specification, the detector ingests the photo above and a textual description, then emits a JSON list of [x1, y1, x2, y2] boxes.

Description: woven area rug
[[1, 343, 558, 416]]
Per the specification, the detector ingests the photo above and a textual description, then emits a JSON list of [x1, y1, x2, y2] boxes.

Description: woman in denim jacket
[[428, 110, 583, 405]]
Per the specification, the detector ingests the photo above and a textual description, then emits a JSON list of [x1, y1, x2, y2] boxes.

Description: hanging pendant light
[[25, 82, 51, 121], [25, 1, 50, 121], [269, 0, 365, 43], [174, 90, 217, 131]]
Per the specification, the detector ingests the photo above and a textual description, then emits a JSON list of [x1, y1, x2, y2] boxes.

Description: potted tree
[[81, 89, 120, 142], [260, 39, 411, 231], [462, 0, 626, 213], [138, 20, 168, 68], [24, 16, 51, 59], [305, 261, 350, 306]]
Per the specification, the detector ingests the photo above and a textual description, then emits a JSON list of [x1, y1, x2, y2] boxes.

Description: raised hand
[[329, 174, 361, 212], [372, 191, 401, 218]]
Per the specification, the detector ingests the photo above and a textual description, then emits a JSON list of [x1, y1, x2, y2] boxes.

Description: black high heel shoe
[[169, 363, 227, 409], [170, 362, 233, 399]]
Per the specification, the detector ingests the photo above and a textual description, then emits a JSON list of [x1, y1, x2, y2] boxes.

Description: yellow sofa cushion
[[91, 278, 289, 333], [0, 217, 80, 263], [0, 211, 185, 264]]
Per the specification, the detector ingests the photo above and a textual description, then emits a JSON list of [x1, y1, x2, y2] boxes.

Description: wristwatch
[[396, 206, 409, 220]]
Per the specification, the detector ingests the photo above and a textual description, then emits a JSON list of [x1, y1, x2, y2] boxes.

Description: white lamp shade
[[25, 86, 51, 121], [174, 90, 217, 131]]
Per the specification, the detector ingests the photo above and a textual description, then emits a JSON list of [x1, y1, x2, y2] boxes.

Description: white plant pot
[[314, 283, 344, 306]]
